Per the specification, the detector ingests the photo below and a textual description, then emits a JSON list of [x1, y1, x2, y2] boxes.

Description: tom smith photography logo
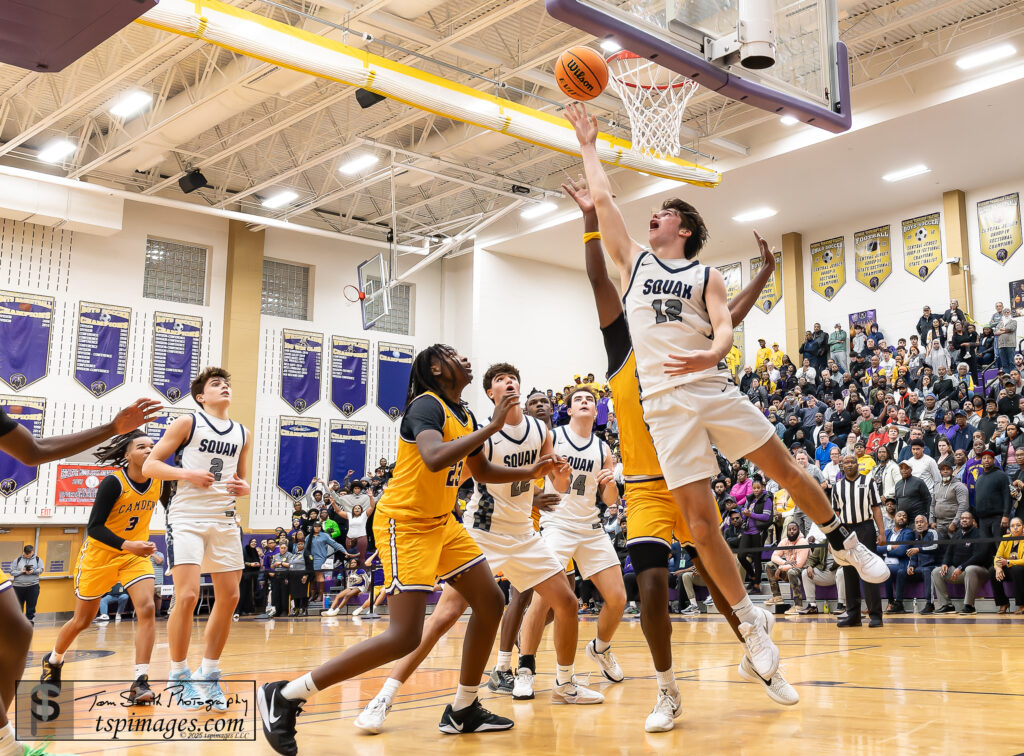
[[16, 678, 257, 742]]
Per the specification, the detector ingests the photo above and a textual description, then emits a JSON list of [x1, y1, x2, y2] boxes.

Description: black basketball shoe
[[258, 680, 304, 756], [439, 699, 514, 734]]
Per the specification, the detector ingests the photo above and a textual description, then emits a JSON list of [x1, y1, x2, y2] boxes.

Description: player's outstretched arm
[[728, 231, 776, 326], [0, 397, 161, 466], [142, 416, 214, 487], [541, 429, 571, 492], [563, 174, 622, 329], [414, 393, 521, 473], [466, 451, 568, 485], [564, 103, 642, 282]]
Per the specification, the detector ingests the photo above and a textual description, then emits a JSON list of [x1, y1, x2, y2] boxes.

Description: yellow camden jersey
[[89, 469, 161, 555], [603, 314, 662, 480], [377, 391, 476, 520]]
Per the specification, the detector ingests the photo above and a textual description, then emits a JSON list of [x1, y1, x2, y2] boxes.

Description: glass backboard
[[546, 0, 851, 132], [357, 253, 391, 330]]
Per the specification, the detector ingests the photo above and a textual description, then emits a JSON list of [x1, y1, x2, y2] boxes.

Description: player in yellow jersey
[[260, 345, 564, 755], [0, 397, 159, 756], [40, 431, 170, 705], [563, 176, 799, 732]]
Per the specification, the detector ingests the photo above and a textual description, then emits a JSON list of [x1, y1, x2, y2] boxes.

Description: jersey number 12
[[652, 298, 683, 324]]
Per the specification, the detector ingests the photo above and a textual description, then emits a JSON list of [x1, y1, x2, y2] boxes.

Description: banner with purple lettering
[[0, 291, 53, 391], [281, 329, 322, 413], [376, 342, 413, 421], [0, 396, 45, 497], [75, 302, 131, 397], [331, 336, 369, 416], [329, 420, 367, 484], [147, 408, 194, 465], [151, 312, 202, 404], [277, 417, 320, 499]]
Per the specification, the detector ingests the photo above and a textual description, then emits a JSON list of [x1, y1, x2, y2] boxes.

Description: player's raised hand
[[531, 453, 566, 479], [112, 398, 163, 433], [490, 391, 521, 428], [187, 469, 216, 488], [532, 492, 562, 512], [664, 350, 720, 376], [753, 230, 775, 270], [564, 102, 599, 148], [562, 174, 596, 215], [227, 473, 250, 496], [595, 468, 615, 488], [123, 540, 157, 557]]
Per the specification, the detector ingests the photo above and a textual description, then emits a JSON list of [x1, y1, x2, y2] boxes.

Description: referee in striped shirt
[[831, 453, 886, 628]]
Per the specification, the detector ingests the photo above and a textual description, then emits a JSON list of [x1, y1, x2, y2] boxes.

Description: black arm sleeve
[[87, 475, 126, 551], [159, 481, 174, 509], [0, 407, 17, 437], [602, 313, 633, 379], [400, 395, 447, 442]]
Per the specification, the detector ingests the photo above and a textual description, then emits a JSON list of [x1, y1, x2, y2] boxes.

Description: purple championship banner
[[277, 417, 320, 499], [376, 341, 413, 421], [281, 329, 322, 413], [75, 302, 131, 397], [329, 419, 367, 482], [0, 396, 44, 497], [151, 312, 202, 404], [330, 335, 368, 417], [0, 291, 53, 391]]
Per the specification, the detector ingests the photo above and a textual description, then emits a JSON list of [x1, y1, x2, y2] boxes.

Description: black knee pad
[[628, 541, 671, 574]]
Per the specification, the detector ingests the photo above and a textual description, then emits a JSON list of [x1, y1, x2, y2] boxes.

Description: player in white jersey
[[515, 385, 626, 700], [354, 364, 602, 733], [143, 366, 251, 711], [564, 103, 888, 672]]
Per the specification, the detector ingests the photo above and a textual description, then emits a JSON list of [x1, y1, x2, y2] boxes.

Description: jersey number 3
[[652, 298, 683, 324]]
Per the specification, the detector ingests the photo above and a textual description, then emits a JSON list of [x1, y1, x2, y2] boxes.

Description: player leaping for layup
[[564, 102, 887, 678], [144, 367, 251, 711], [564, 174, 798, 731]]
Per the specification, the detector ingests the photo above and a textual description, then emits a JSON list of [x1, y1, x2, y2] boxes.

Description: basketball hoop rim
[[605, 50, 696, 91]]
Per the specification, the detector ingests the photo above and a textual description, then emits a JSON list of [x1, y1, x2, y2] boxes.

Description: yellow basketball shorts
[[375, 513, 484, 595], [624, 477, 706, 549], [74, 538, 154, 600], [0, 566, 10, 594]]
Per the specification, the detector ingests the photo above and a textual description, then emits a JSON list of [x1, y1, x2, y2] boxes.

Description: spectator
[[151, 551, 167, 617], [821, 446, 843, 487], [906, 514, 940, 613], [995, 305, 1018, 374], [729, 468, 753, 503], [934, 437, 954, 470], [925, 338, 950, 374], [932, 511, 989, 615], [721, 510, 745, 552], [893, 460, 931, 522], [905, 439, 941, 494], [866, 421, 888, 454], [814, 432, 837, 469], [765, 522, 809, 609], [878, 510, 914, 613], [11, 545, 43, 623], [713, 480, 737, 517], [872, 446, 900, 500], [798, 533, 845, 615], [883, 424, 907, 460], [973, 449, 1011, 543], [990, 517, 1024, 614], [915, 306, 935, 341], [287, 539, 311, 616], [932, 460, 969, 536], [337, 502, 374, 569], [676, 553, 711, 616], [738, 476, 773, 593], [999, 381, 1020, 419], [268, 542, 291, 618], [855, 442, 876, 476], [829, 323, 848, 372], [306, 521, 350, 605], [97, 583, 129, 622], [322, 559, 371, 617], [240, 538, 261, 616]]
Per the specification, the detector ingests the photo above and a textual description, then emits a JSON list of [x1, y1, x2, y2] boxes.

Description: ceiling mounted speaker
[[178, 169, 209, 194], [355, 88, 387, 109]]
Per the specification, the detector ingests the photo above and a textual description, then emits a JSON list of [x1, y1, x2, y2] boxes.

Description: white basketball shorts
[[540, 526, 621, 580], [641, 375, 776, 489], [166, 518, 244, 574], [468, 527, 563, 592]]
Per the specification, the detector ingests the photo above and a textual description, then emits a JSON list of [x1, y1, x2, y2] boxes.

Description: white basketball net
[[606, 51, 699, 158]]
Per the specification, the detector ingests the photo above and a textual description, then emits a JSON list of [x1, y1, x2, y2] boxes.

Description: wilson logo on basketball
[[565, 60, 593, 91]]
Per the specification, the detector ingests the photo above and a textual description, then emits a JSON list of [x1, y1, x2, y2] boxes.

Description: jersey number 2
[[652, 298, 683, 324], [209, 458, 224, 482], [445, 461, 464, 487]]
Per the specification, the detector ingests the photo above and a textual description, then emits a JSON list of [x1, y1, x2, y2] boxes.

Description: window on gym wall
[[262, 258, 311, 320], [143, 238, 209, 305], [370, 282, 414, 336]]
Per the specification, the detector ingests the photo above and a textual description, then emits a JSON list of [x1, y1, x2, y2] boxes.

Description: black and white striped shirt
[[831, 474, 882, 524]]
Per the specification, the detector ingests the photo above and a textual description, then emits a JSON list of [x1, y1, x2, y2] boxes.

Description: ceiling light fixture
[[109, 90, 153, 119], [339, 154, 380, 175], [780, 115, 799, 125], [521, 201, 557, 219], [956, 43, 1016, 71], [37, 139, 76, 164], [732, 207, 777, 222], [882, 164, 930, 182], [600, 39, 621, 53], [262, 190, 299, 209]]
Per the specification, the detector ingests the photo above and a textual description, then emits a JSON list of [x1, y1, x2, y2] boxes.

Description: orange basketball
[[555, 46, 609, 101]]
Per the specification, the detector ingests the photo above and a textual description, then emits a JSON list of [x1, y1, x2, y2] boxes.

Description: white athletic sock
[[135, 663, 150, 679], [495, 651, 513, 672], [170, 659, 189, 674], [0, 722, 19, 756], [49, 648, 64, 664], [593, 637, 611, 654], [452, 683, 477, 711], [555, 664, 575, 685], [379, 677, 402, 703], [281, 672, 319, 702], [731, 596, 759, 626], [655, 668, 678, 696], [199, 657, 220, 677]]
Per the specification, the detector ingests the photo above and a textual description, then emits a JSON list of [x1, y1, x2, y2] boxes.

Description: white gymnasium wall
[[466, 247, 607, 410], [0, 202, 228, 525], [249, 233, 444, 530], [796, 197, 952, 355]]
